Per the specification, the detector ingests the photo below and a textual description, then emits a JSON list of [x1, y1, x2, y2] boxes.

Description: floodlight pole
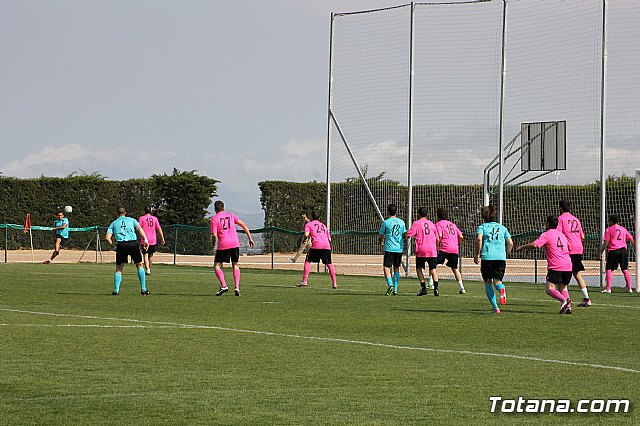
[[498, 0, 507, 222], [405, 2, 415, 276], [599, 0, 608, 287]]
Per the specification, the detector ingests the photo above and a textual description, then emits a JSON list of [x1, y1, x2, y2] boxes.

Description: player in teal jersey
[[106, 205, 150, 296], [378, 204, 406, 295], [474, 205, 513, 314], [43, 211, 69, 264]]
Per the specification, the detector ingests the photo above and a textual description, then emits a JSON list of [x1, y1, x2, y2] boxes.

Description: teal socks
[[485, 283, 498, 310], [137, 267, 147, 291], [114, 272, 122, 293]]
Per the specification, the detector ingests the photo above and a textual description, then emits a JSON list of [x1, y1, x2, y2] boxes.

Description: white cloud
[[0, 144, 171, 178]]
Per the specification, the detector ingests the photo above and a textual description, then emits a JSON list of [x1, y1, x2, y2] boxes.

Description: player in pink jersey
[[210, 200, 255, 296], [296, 211, 337, 289], [138, 206, 165, 275], [599, 214, 636, 293], [557, 200, 591, 306], [517, 215, 573, 314], [435, 208, 465, 294], [407, 207, 440, 296]]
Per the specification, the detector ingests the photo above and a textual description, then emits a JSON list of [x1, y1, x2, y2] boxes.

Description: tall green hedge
[[0, 169, 218, 252], [259, 177, 636, 258]]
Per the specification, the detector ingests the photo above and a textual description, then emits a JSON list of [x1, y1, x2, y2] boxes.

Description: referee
[[105, 205, 150, 296]]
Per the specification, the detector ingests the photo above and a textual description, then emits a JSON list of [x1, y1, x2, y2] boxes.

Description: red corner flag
[[24, 213, 31, 233]]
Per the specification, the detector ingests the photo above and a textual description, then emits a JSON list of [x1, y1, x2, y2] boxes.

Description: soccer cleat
[[601, 289, 611, 294], [433, 288, 439, 297], [392, 291, 397, 296], [494, 308, 501, 315], [43, 260, 51, 264], [565, 307, 572, 315], [234, 289, 240, 296], [459, 289, 466, 294], [559, 298, 571, 314], [385, 286, 393, 296], [498, 288, 506, 305], [416, 287, 428, 296], [332, 283, 337, 289], [577, 298, 591, 307], [215, 286, 229, 296], [145, 269, 151, 276], [141, 289, 150, 296], [295, 282, 308, 287], [626, 289, 633, 293], [111, 291, 119, 296]]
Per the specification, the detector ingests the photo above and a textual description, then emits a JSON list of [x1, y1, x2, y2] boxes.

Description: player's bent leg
[[484, 281, 498, 312], [232, 263, 241, 295], [327, 264, 337, 288], [495, 281, 506, 305]]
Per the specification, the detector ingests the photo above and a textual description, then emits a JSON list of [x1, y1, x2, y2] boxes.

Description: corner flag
[[24, 213, 31, 233]]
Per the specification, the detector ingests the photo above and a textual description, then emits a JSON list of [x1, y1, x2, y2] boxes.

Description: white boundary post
[[636, 169, 639, 291]]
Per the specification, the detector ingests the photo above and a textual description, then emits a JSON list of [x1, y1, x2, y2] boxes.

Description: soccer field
[[1, 264, 638, 425]]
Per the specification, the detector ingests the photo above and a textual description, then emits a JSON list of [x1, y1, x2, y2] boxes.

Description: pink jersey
[[603, 224, 633, 251], [556, 212, 584, 255], [210, 211, 240, 250], [407, 218, 438, 258], [534, 228, 572, 271], [304, 220, 331, 250], [138, 214, 161, 245], [436, 220, 462, 254]]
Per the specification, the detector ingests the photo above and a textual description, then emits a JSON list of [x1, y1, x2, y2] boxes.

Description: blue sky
[[1, 0, 400, 224]]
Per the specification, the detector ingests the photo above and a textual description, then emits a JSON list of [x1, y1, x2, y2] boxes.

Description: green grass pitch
[[1, 263, 639, 425]]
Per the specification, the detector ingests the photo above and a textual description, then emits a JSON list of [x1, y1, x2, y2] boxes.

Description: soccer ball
[[64, 206, 73, 213]]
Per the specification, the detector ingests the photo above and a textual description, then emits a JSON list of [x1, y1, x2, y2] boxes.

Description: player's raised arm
[[237, 219, 254, 248]]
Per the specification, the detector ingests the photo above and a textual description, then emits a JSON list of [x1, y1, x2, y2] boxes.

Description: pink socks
[[215, 268, 227, 288]]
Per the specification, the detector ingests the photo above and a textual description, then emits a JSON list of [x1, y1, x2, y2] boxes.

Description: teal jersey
[[54, 217, 70, 238], [107, 216, 139, 242], [476, 222, 511, 260], [379, 217, 406, 253]]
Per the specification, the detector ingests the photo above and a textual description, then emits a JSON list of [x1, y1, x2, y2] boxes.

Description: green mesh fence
[[2, 222, 634, 288]]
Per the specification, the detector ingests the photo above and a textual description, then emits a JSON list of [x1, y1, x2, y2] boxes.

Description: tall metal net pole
[[405, 2, 415, 275], [599, 0, 607, 287], [498, 0, 507, 221], [326, 13, 335, 231], [636, 169, 639, 292]]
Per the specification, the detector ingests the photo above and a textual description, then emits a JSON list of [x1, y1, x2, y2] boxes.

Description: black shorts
[[215, 247, 240, 264], [436, 251, 459, 269], [306, 248, 332, 265], [141, 244, 156, 255], [481, 260, 506, 282], [606, 248, 629, 271], [55, 236, 69, 249], [415, 257, 437, 271], [116, 241, 143, 265], [547, 270, 572, 286], [383, 251, 403, 268], [570, 254, 585, 273]]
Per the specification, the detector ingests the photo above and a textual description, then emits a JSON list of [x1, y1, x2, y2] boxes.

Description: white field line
[[1, 308, 638, 374]]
